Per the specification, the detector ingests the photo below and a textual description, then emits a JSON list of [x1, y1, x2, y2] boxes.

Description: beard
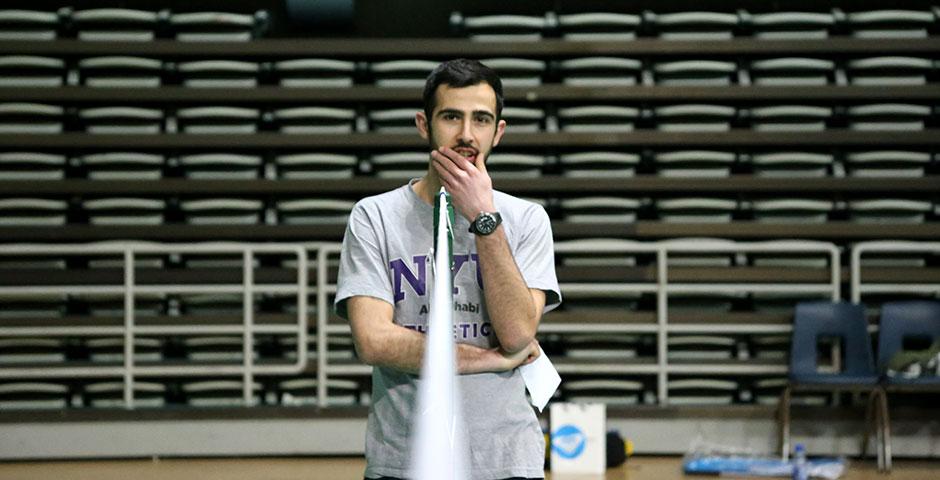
[[426, 126, 487, 165]]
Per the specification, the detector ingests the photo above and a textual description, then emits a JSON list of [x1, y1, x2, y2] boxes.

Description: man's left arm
[[474, 229, 546, 353], [432, 146, 547, 353]]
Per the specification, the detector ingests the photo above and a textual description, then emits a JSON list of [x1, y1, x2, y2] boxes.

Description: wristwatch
[[468, 211, 502, 236]]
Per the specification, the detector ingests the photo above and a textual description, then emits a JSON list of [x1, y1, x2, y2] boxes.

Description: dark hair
[[422, 58, 504, 123]]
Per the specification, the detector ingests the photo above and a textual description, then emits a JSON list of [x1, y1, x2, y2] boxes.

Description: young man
[[335, 58, 561, 480]]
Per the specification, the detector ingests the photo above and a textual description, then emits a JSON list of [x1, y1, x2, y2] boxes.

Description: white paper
[[520, 347, 561, 412]]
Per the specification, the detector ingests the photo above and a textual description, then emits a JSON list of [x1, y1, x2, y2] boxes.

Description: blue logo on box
[[551, 424, 587, 459]]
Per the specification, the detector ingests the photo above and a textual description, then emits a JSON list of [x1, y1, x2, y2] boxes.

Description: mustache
[[452, 141, 478, 153]]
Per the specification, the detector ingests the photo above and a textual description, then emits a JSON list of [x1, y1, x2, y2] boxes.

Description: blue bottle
[[792, 443, 808, 480]]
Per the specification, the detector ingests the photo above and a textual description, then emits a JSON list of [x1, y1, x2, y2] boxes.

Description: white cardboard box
[[550, 402, 606, 474]]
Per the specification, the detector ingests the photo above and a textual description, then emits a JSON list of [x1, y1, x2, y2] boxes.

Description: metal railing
[[313, 239, 840, 405], [850, 241, 940, 303], [0, 242, 308, 408], [0, 239, 859, 407]]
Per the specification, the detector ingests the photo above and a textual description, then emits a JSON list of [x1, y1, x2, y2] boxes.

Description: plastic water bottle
[[792, 443, 809, 480]]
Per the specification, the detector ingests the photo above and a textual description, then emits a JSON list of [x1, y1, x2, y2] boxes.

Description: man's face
[[416, 82, 506, 168]]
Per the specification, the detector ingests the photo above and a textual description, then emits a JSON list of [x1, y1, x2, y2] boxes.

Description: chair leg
[[878, 388, 892, 473], [861, 390, 876, 460], [778, 385, 793, 461], [874, 390, 884, 472]]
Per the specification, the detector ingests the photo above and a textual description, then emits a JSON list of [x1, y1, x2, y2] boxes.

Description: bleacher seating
[[0, 4, 937, 449]]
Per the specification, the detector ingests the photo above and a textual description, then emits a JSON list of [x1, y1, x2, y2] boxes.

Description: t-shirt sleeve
[[513, 204, 562, 313], [334, 201, 394, 319]]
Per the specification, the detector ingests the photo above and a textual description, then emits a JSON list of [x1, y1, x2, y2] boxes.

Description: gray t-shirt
[[335, 180, 561, 479]]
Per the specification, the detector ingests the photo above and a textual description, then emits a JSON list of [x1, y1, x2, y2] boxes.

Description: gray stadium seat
[[748, 152, 834, 178], [564, 378, 647, 405], [559, 151, 640, 178], [556, 238, 645, 268], [558, 57, 643, 86], [846, 9, 935, 38], [0, 382, 69, 409], [847, 56, 934, 86], [274, 153, 358, 179], [563, 333, 643, 363], [182, 380, 263, 407], [0, 152, 65, 180], [748, 11, 835, 39], [277, 378, 366, 406], [667, 378, 739, 405], [557, 12, 641, 41], [82, 198, 166, 226], [78, 56, 163, 88], [175, 106, 259, 134], [557, 105, 639, 133], [0, 55, 66, 87], [654, 150, 735, 177], [748, 57, 836, 86], [0, 9, 61, 40], [81, 152, 164, 180], [846, 103, 931, 131], [184, 336, 248, 362], [169, 11, 268, 42], [79, 106, 163, 134], [368, 151, 427, 178], [747, 239, 833, 269], [273, 58, 356, 87], [479, 57, 546, 87], [653, 60, 738, 86], [274, 107, 358, 134], [848, 199, 932, 224], [0, 338, 66, 364], [560, 197, 641, 223], [646, 11, 739, 40], [77, 292, 166, 317], [72, 8, 162, 42], [178, 153, 263, 179], [654, 104, 736, 132], [484, 152, 546, 178], [455, 13, 547, 41], [85, 337, 164, 364], [749, 105, 833, 132], [275, 199, 355, 225], [668, 335, 737, 360], [180, 199, 265, 225], [0, 294, 66, 319], [177, 60, 260, 88], [0, 198, 67, 226], [657, 198, 737, 223], [0, 103, 63, 133], [367, 108, 418, 133], [844, 150, 931, 177], [370, 60, 437, 88], [82, 381, 166, 408], [500, 106, 546, 132], [750, 199, 834, 224]]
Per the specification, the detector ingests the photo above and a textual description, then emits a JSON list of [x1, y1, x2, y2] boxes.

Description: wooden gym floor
[[1, 456, 938, 480]]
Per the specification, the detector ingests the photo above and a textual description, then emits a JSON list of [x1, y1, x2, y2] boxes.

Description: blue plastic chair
[[877, 301, 940, 384], [778, 301, 887, 470], [875, 300, 940, 470]]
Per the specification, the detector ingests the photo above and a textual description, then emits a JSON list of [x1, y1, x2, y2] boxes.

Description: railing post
[[243, 249, 256, 406], [316, 247, 330, 407], [123, 248, 136, 409], [656, 246, 668, 405]]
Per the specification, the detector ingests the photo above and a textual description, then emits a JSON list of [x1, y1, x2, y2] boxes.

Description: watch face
[[476, 212, 498, 235]]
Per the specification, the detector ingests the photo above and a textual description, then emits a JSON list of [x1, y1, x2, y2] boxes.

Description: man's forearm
[[474, 226, 539, 353], [352, 316, 527, 375]]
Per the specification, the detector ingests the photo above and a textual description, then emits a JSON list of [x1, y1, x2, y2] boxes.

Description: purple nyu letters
[[389, 254, 483, 303]]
